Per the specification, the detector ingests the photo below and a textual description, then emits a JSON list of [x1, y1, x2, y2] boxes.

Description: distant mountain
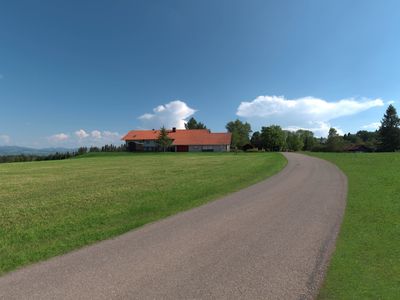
[[0, 146, 76, 156]]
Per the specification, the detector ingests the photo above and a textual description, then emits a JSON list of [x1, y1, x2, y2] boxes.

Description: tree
[[378, 104, 400, 152], [286, 131, 303, 151], [89, 146, 100, 152], [296, 130, 315, 151], [355, 130, 378, 150], [226, 119, 252, 149], [326, 128, 344, 152], [157, 126, 173, 152], [260, 125, 286, 151], [77, 147, 88, 155], [343, 132, 362, 144], [356, 130, 377, 143], [250, 131, 263, 150], [185, 117, 207, 129]]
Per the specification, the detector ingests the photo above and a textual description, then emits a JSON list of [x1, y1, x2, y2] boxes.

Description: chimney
[[172, 127, 176, 132]]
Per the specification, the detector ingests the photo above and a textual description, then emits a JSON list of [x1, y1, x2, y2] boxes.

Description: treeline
[[250, 127, 317, 152], [86, 144, 127, 153], [0, 151, 77, 164], [225, 119, 320, 151], [226, 104, 400, 152], [0, 144, 127, 164], [249, 127, 378, 152]]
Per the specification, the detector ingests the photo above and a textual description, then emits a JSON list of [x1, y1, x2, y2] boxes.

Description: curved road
[[0, 153, 347, 299]]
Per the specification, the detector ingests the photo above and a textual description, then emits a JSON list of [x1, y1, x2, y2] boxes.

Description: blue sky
[[1, 0, 400, 147]]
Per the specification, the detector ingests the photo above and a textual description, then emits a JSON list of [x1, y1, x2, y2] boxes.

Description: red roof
[[122, 129, 231, 146]]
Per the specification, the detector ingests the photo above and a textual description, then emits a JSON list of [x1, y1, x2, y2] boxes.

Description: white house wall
[[127, 140, 230, 152], [188, 145, 229, 152]]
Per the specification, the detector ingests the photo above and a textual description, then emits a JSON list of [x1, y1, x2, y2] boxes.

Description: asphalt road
[[0, 153, 347, 300]]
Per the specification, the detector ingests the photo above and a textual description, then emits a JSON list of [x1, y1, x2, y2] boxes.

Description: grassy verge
[[307, 152, 400, 299], [0, 152, 286, 275]]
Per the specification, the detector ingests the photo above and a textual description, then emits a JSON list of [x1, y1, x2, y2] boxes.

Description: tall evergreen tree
[[157, 126, 173, 152], [378, 104, 400, 152]]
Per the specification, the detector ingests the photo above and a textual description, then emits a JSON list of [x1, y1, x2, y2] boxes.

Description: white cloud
[[89, 130, 120, 142], [362, 122, 380, 130], [284, 122, 344, 137], [139, 100, 196, 129], [49, 129, 122, 147], [102, 131, 120, 139], [0, 134, 10, 145], [237, 95, 384, 137], [49, 133, 69, 142], [75, 129, 90, 139], [91, 130, 102, 139]]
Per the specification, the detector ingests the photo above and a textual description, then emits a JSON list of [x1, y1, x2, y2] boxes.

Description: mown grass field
[[0, 152, 286, 275], [308, 153, 400, 299]]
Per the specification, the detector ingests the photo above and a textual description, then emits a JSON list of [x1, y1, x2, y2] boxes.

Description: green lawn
[[307, 153, 400, 299], [0, 152, 286, 274]]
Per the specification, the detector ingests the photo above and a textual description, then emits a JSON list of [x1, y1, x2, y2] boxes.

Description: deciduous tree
[[250, 131, 263, 150], [260, 125, 286, 151], [226, 119, 252, 149], [326, 128, 344, 152], [185, 117, 207, 130], [286, 131, 303, 151], [296, 130, 315, 151]]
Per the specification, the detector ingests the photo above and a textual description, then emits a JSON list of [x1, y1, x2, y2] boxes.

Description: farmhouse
[[122, 128, 231, 152]]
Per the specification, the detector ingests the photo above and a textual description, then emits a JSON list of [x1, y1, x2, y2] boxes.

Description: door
[[176, 145, 189, 152]]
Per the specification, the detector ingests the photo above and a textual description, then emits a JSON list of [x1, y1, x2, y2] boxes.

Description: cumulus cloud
[[91, 130, 102, 139], [139, 100, 196, 129], [49, 129, 121, 146], [86, 130, 120, 145], [75, 129, 90, 139], [284, 122, 344, 137], [88, 130, 120, 142], [49, 133, 69, 142], [102, 131, 120, 138], [0, 134, 10, 145], [237, 95, 384, 136], [362, 122, 380, 130]]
